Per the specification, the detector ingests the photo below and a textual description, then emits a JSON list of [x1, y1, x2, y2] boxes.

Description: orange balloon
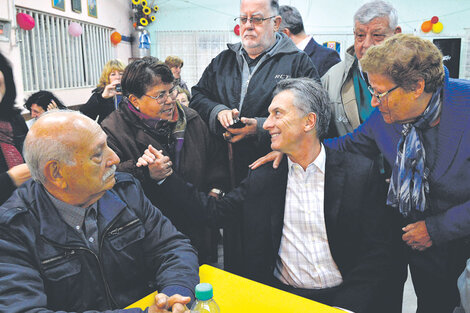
[[421, 20, 432, 33], [110, 31, 122, 45]]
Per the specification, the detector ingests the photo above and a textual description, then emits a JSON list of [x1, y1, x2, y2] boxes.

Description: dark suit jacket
[[159, 147, 395, 313], [304, 38, 341, 77]]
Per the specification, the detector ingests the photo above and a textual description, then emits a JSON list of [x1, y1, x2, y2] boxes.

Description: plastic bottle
[[190, 283, 220, 313]]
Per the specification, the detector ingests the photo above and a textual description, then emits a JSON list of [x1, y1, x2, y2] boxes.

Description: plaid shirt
[[274, 145, 343, 289]]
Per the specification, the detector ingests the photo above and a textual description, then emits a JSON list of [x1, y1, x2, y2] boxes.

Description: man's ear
[[273, 16, 282, 32], [44, 160, 67, 189], [305, 112, 317, 132]]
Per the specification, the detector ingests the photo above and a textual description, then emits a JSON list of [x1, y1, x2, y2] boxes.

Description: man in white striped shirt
[[156, 78, 396, 313]]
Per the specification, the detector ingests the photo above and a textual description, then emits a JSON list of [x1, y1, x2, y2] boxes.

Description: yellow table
[[127, 264, 342, 312]]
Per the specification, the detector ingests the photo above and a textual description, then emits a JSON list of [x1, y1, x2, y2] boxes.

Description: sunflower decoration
[[131, 0, 159, 28]]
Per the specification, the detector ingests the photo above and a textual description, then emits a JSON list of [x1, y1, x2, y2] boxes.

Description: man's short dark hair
[[24, 90, 65, 112], [121, 56, 174, 98], [279, 5, 304, 35], [273, 78, 331, 140]]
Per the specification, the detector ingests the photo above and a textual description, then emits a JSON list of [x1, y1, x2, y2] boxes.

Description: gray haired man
[[321, 0, 401, 136], [0, 111, 198, 313], [153, 78, 395, 312]]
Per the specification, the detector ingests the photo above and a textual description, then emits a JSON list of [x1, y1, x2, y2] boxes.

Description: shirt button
[[89, 237, 94, 243], [75, 225, 80, 230]]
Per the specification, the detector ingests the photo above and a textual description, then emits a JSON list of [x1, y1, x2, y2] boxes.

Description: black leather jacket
[[0, 172, 199, 312]]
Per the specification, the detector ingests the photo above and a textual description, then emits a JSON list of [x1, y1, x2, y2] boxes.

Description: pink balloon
[[68, 22, 83, 37], [16, 13, 35, 31]]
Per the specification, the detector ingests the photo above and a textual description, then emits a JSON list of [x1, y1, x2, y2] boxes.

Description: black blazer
[[160, 147, 395, 313], [304, 38, 341, 78]]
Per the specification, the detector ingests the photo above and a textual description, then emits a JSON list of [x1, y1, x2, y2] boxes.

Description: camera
[[115, 83, 122, 92]]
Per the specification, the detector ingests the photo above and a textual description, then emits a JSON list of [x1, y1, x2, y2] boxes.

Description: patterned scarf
[[127, 99, 187, 170], [386, 87, 442, 217], [0, 120, 24, 169]]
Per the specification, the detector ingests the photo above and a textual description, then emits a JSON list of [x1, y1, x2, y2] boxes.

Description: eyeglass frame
[[142, 85, 177, 104], [367, 85, 400, 104], [234, 15, 276, 25]]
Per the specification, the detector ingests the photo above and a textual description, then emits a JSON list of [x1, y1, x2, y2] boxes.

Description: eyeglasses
[[143, 86, 177, 104], [367, 85, 399, 104], [234, 16, 276, 25]]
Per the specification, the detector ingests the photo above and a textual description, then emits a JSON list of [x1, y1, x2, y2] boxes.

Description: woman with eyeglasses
[[101, 57, 228, 264], [0, 52, 31, 205]]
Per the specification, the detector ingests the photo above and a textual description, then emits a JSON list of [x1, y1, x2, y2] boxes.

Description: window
[[155, 31, 235, 90], [16, 7, 113, 92]]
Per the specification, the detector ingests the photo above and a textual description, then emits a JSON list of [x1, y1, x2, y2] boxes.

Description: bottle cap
[[195, 283, 213, 301]]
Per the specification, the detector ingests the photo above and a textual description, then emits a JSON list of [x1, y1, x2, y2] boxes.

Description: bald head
[[24, 110, 102, 184]]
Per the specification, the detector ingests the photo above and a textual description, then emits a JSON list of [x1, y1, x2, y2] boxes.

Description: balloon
[[431, 16, 439, 24], [110, 31, 122, 45], [234, 24, 240, 36], [16, 13, 35, 31], [68, 22, 83, 37], [432, 22, 443, 34], [421, 20, 432, 33]]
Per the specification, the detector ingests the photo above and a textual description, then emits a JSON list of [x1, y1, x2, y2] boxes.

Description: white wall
[[146, 0, 470, 77], [0, 0, 133, 108]]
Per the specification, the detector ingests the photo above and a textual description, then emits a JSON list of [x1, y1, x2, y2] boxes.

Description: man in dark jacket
[[279, 5, 340, 77], [0, 111, 198, 313], [190, 0, 319, 186], [153, 78, 395, 313]]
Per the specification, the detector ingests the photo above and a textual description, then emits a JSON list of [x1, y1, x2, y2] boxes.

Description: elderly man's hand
[[402, 220, 433, 251], [148, 293, 191, 313], [136, 145, 173, 181], [217, 108, 239, 129], [223, 117, 257, 143]]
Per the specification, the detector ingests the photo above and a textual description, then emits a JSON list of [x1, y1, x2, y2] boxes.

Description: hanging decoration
[[68, 22, 83, 37], [16, 12, 35, 31], [110, 31, 122, 45], [421, 16, 443, 34], [233, 24, 240, 36], [131, 0, 159, 28]]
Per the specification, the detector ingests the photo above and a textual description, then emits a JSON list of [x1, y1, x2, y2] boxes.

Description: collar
[[296, 35, 312, 51], [287, 143, 326, 174], [45, 190, 97, 233]]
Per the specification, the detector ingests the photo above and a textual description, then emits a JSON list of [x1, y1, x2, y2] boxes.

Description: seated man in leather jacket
[[0, 110, 198, 313]]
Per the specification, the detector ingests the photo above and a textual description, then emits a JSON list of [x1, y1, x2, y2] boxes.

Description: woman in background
[[24, 90, 66, 128], [0, 52, 30, 205], [80, 59, 125, 123], [165, 56, 190, 95], [176, 86, 190, 107]]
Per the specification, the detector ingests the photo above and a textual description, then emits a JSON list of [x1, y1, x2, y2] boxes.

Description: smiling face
[[354, 16, 397, 60], [170, 66, 181, 79], [263, 90, 308, 155], [130, 82, 177, 120], [240, 0, 280, 58], [176, 92, 189, 107]]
